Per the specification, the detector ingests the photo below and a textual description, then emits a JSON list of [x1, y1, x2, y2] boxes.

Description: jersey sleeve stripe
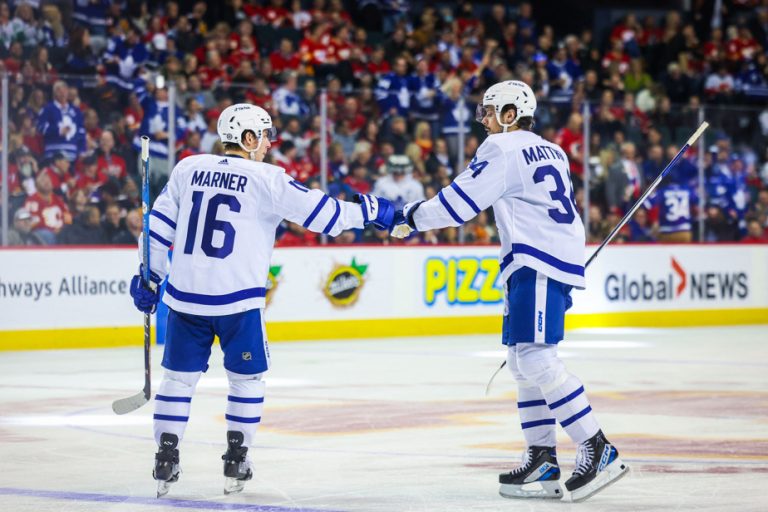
[[450, 182, 480, 213], [500, 243, 585, 276], [149, 230, 173, 248], [166, 283, 266, 305], [438, 190, 464, 224], [150, 210, 177, 230], [323, 199, 341, 234], [303, 195, 329, 228]]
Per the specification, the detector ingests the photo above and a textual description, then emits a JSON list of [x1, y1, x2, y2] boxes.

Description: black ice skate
[[499, 446, 562, 499], [565, 430, 629, 502], [153, 433, 181, 498], [222, 431, 253, 495]]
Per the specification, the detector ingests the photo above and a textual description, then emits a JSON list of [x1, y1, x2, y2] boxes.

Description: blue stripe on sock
[[548, 386, 584, 410], [521, 418, 556, 429], [227, 395, 265, 404], [155, 395, 192, 403], [225, 414, 262, 424], [153, 414, 189, 422], [560, 406, 592, 428], [517, 399, 548, 408]]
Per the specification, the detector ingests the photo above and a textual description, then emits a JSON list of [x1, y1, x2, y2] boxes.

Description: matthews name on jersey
[[411, 130, 585, 289], [144, 154, 365, 315]]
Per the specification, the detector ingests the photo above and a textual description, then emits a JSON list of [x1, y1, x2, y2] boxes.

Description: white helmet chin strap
[[495, 109, 517, 133], [238, 133, 265, 161]]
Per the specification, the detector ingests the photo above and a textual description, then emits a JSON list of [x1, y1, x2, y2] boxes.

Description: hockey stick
[[112, 136, 152, 414], [485, 121, 709, 395]]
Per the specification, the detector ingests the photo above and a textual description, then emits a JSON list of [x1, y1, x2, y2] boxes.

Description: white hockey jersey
[[412, 130, 586, 288], [144, 154, 365, 315]]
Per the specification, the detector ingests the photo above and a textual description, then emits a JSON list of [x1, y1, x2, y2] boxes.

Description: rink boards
[[1, 244, 766, 350]]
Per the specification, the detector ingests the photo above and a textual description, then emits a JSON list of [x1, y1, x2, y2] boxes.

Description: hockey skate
[[153, 433, 181, 498], [222, 431, 253, 495], [565, 430, 629, 502], [499, 446, 563, 499]]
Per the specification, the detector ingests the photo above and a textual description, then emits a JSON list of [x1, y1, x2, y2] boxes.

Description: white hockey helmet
[[477, 80, 537, 131], [217, 103, 277, 149]]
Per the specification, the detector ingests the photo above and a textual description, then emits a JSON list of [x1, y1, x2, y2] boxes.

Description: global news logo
[[604, 257, 748, 302]]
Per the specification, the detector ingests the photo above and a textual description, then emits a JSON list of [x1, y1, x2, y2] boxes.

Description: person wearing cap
[[8, 208, 45, 246], [74, 155, 108, 194], [38, 152, 73, 197], [372, 154, 426, 209]]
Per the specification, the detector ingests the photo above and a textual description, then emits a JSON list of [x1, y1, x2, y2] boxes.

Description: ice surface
[[0, 326, 766, 511]]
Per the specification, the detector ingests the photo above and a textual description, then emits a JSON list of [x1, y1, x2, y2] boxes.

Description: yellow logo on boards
[[323, 257, 367, 307], [424, 257, 503, 305], [265, 264, 282, 306]]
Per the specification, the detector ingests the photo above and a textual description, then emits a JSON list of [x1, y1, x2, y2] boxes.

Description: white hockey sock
[[541, 374, 600, 445], [225, 370, 266, 449], [153, 370, 202, 446], [515, 344, 600, 445], [507, 346, 556, 447], [517, 382, 557, 447]]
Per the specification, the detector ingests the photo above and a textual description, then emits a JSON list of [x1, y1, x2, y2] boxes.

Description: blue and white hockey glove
[[129, 266, 161, 314], [355, 194, 395, 231], [391, 200, 424, 238]]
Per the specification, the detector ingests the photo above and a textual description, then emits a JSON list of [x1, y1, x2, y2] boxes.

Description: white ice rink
[[0, 326, 766, 512]]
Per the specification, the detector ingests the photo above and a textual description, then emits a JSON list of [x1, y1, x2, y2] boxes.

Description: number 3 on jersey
[[533, 164, 576, 224], [184, 191, 241, 258]]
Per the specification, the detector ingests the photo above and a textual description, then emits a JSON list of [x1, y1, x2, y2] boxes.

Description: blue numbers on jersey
[[184, 191, 241, 259], [533, 164, 576, 224], [468, 156, 489, 178]]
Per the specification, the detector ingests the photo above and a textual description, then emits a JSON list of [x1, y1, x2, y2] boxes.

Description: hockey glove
[[130, 267, 161, 314], [355, 194, 395, 231], [391, 200, 424, 238]]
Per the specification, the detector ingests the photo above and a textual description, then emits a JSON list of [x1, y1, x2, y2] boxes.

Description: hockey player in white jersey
[[391, 81, 628, 502], [129, 103, 395, 497]]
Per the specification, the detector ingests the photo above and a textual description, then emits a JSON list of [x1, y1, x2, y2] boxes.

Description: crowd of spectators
[[1, 0, 767, 247]]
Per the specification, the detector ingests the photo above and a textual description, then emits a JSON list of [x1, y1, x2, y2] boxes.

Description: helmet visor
[[475, 104, 492, 123], [262, 127, 278, 142]]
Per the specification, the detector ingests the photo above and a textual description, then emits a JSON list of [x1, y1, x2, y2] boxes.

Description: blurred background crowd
[[2, 0, 768, 247]]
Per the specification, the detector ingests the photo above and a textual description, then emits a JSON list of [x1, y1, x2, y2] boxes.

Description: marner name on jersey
[[191, 170, 248, 192]]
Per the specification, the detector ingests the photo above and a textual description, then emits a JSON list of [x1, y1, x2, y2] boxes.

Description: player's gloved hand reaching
[[391, 200, 424, 238], [130, 266, 161, 314], [355, 194, 395, 231]]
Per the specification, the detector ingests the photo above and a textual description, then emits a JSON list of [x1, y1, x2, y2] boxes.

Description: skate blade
[[569, 458, 630, 503], [224, 477, 246, 495], [500, 480, 563, 500], [157, 480, 174, 498]]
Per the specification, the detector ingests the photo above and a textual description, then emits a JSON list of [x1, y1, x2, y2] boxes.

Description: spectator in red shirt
[[74, 155, 108, 194], [38, 152, 73, 196], [178, 131, 203, 161], [96, 130, 127, 181], [270, 38, 301, 74], [742, 219, 767, 243], [24, 172, 72, 243], [555, 113, 584, 181]]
